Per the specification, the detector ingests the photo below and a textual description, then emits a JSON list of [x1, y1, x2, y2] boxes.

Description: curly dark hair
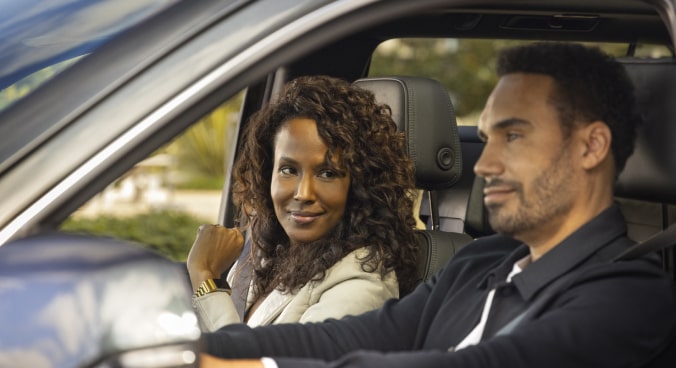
[[231, 75, 419, 297], [496, 42, 642, 176]]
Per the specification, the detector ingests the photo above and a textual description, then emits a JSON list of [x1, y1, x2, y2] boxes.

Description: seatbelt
[[496, 224, 676, 336], [612, 223, 676, 367], [230, 231, 253, 322], [613, 222, 676, 261], [494, 270, 577, 337]]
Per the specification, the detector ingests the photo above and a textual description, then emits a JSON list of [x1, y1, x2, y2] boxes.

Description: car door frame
[[2, 0, 455, 245]]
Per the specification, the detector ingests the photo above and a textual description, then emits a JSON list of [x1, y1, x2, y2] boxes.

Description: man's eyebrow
[[477, 118, 532, 140], [493, 117, 532, 130]]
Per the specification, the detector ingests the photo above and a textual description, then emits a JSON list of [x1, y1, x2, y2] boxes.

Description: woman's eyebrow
[[276, 156, 298, 165]]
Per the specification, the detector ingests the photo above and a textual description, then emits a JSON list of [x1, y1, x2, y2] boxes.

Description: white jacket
[[192, 248, 399, 331]]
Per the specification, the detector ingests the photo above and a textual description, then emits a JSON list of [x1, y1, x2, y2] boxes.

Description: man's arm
[[205, 260, 676, 368], [203, 236, 519, 363], [204, 272, 438, 360]]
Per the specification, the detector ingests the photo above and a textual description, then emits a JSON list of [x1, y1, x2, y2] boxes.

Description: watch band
[[194, 278, 231, 298]]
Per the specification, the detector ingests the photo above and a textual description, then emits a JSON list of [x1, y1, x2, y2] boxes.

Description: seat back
[[353, 76, 472, 284], [419, 125, 495, 237], [615, 59, 676, 244], [615, 58, 676, 368], [352, 76, 462, 190]]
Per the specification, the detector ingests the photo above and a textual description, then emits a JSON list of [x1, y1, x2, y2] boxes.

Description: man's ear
[[579, 121, 612, 170]]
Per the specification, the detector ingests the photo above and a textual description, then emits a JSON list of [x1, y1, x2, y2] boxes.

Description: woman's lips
[[290, 211, 321, 224]]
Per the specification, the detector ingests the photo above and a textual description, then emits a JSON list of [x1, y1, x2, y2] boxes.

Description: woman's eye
[[279, 167, 296, 176], [318, 170, 336, 179]]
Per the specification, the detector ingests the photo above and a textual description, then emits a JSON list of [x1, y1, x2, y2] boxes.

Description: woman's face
[[270, 118, 351, 246]]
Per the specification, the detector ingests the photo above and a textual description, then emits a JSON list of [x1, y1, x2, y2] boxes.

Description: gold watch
[[194, 278, 231, 297]]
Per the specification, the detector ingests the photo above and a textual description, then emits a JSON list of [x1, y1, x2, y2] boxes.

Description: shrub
[[61, 210, 203, 261]]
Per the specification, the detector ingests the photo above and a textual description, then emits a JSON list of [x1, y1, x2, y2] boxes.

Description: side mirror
[[0, 233, 200, 368]]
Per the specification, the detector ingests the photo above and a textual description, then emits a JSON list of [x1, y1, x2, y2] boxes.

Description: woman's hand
[[187, 225, 245, 290]]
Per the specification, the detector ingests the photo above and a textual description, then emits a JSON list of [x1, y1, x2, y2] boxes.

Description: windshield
[[0, 0, 178, 113]]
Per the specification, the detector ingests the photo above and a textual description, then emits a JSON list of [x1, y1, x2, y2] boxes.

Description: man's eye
[[507, 132, 521, 142]]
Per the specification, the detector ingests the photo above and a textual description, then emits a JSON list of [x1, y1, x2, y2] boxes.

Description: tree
[[164, 91, 244, 189], [370, 38, 523, 123]]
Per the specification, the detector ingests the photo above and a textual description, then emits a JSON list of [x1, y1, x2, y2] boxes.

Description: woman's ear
[[579, 121, 612, 170]]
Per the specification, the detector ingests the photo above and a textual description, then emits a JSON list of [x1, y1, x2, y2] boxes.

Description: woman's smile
[[289, 210, 323, 225]]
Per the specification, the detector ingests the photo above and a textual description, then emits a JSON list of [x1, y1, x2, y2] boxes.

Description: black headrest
[[616, 59, 676, 204], [353, 76, 462, 190]]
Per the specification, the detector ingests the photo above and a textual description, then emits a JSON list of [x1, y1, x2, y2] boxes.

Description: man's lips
[[483, 186, 515, 205], [289, 211, 322, 224]]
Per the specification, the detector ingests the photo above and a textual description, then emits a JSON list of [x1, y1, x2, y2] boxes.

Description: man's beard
[[485, 146, 575, 238]]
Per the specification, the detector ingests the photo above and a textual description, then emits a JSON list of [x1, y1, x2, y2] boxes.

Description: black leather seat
[[615, 58, 676, 368], [353, 76, 473, 285], [419, 125, 495, 238], [616, 59, 676, 241]]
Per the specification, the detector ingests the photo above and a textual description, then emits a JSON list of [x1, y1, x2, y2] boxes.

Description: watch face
[[214, 278, 231, 290]]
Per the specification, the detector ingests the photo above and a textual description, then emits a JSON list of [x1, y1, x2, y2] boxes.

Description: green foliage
[[61, 210, 203, 261], [164, 92, 243, 185], [370, 38, 524, 120], [174, 175, 225, 190], [370, 39, 670, 124]]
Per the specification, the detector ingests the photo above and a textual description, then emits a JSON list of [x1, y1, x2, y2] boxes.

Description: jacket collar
[[481, 204, 629, 301], [245, 288, 295, 327]]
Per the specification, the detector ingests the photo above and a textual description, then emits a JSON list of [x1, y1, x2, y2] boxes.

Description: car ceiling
[[284, 0, 671, 84]]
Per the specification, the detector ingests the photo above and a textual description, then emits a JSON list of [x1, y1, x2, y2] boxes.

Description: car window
[[0, 0, 178, 114], [60, 91, 243, 261], [369, 38, 672, 126]]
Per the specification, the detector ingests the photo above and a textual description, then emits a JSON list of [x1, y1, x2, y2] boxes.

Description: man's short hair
[[496, 42, 641, 175]]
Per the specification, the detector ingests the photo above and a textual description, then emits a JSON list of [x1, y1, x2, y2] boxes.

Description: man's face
[[474, 73, 577, 240], [270, 118, 351, 247]]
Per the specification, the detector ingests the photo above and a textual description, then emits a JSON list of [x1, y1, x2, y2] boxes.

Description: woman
[[187, 75, 419, 331]]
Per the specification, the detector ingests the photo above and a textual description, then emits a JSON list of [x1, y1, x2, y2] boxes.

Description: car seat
[[616, 58, 676, 243], [615, 57, 676, 367], [352, 76, 474, 286], [418, 124, 494, 238]]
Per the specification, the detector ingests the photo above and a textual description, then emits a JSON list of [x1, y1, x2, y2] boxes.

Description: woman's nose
[[293, 175, 316, 202]]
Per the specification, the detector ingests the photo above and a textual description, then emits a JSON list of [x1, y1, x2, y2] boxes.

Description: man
[[200, 43, 676, 368]]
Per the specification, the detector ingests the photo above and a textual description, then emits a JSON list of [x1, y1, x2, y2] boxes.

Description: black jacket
[[206, 205, 676, 368]]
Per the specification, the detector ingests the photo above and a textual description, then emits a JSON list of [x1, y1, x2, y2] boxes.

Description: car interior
[[226, 1, 676, 283], [226, 1, 676, 364], [226, 4, 676, 362], [332, 51, 676, 293]]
